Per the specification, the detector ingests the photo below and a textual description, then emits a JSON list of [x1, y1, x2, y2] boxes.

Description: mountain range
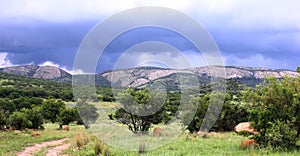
[[0, 65, 299, 88]]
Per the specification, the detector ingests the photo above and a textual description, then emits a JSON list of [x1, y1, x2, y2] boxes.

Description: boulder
[[234, 122, 259, 134], [196, 131, 218, 137], [62, 125, 70, 131], [153, 127, 164, 137], [196, 131, 207, 136], [31, 133, 41, 137], [241, 139, 258, 149]]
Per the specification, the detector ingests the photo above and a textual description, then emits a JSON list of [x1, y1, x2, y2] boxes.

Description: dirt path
[[16, 138, 70, 156], [46, 142, 71, 156]]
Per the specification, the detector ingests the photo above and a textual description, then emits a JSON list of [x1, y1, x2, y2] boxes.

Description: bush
[[0, 98, 16, 113], [94, 139, 109, 156], [23, 107, 44, 129], [186, 93, 243, 133], [244, 76, 300, 148], [75, 133, 89, 150], [9, 111, 32, 130], [8, 107, 44, 130], [0, 110, 8, 130]]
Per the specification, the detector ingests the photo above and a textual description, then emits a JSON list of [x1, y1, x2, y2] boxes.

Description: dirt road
[[16, 138, 70, 156]]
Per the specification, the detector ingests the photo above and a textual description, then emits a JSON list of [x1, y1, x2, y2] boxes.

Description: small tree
[[297, 66, 300, 73], [42, 99, 66, 123], [58, 108, 77, 125], [113, 88, 167, 133]]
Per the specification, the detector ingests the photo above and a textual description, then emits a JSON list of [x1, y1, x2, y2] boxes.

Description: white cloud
[[114, 50, 211, 70], [0, 0, 137, 22], [224, 53, 288, 69], [38, 61, 84, 75], [113, 41, 203, 69], [0, 52, 13, 68], [1, 0, 298, 29], [184, 0, 300, 31]]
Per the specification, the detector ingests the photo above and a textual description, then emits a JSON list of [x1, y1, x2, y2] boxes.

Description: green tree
[[0, 98, 16, 113], [244, 76, 300, 148], [112, 88, 167, 133], [12, 97, 32, 110], [58, 108, 77, 125], [297, 67, 300, 73], [42, 99, 66, 123]]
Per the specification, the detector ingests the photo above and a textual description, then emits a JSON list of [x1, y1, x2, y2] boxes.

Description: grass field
[[1, 123, 299, 156], [0, 124, 85, 156], [65, 130, 300, 156]]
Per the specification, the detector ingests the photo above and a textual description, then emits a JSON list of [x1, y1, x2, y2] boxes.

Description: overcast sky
[[0, 0, 299, 73]]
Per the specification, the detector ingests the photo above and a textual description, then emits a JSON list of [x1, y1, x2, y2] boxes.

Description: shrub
[[94, 139, 109, 156], [23, 107, 44, 129], [244, 76, 300, 148], [75, 134, 83, 150], [0, 110, 7, 130], [75, 133, 89, 150], [8, 107, 44, 130], [9, 111, 31, 130]]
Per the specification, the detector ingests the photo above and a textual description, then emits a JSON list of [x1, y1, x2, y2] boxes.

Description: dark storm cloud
[[96, 27, 200, 72], [0, 19, 97, 69], [1, 0, 300, 72], [1, 19, 299, 72]]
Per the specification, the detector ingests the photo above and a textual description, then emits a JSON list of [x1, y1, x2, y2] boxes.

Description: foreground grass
[[0, 123, 85, 156], [1, 123, 299, 156], [65, 131, 300, 156]]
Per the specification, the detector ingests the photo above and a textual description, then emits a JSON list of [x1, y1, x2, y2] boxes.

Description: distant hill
[[1, 65, 299, 88], [99, 66, 300, 88], [0, 65, 71, 82]]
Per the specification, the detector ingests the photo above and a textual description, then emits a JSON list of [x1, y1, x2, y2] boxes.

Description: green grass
[[0, 123, 85, 156], [1, 123, 299, 155], [64, 131, 300, 156]]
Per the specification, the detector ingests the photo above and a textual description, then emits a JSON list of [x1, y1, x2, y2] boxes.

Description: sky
[[0, 0, 299, 73]]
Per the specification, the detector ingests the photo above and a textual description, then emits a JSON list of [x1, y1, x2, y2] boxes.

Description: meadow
[[1, 123, 300, 156], [0, 74, 299, 155]]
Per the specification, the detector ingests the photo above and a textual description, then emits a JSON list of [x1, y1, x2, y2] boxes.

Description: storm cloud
[[0, 0, 299, 72]]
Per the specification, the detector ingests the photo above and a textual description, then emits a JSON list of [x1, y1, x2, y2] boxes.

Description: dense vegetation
[[109, 77, 300, 149], [0, 73, 102, 130], [244, 76, 300, 148]]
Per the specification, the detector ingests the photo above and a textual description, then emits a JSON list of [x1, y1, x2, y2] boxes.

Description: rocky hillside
[[99, 66, 300, 87], [0, 65, 71, 82], [1, 65, 299, 88]]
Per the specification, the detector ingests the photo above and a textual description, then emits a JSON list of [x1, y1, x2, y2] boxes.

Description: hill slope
[[99, 66, 300, 87], [0, 65, 71, 82], [1, 65, 299, 88]]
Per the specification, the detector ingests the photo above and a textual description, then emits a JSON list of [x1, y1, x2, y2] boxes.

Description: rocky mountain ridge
[[0, 65, 71, 82], [0, 65, 299, 87]]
